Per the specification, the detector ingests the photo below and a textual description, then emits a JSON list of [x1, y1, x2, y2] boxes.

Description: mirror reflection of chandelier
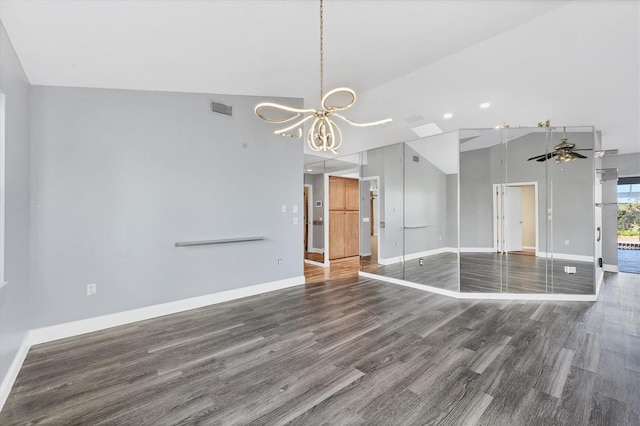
[[254, 0, 392, 154]]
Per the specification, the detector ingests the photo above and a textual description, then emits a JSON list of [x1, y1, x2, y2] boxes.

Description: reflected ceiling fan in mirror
[[527, 127, 592, 163]]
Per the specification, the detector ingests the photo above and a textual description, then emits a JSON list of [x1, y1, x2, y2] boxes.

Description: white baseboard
[[0, 334, 31, 412], [378, 247, 457, 265], [0, 275, 305, 414], [308, 248, 324, 254], [460, 247, 496, 253], [522, 246, 536, 250], [304, 259, 327, 268], [603, 264, 619, 273], [537, 252, 594, 263], [29, 275, 305, 345], [359, 271, 598, 302]]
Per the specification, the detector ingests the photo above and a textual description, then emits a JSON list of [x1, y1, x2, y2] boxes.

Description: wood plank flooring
[[362, 252, 595, 294], [1, 272, 638, 425]]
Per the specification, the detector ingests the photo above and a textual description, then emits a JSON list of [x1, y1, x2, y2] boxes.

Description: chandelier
[[254, 0, 391, 154]]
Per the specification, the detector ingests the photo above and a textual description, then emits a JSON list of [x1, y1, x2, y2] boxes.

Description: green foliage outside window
[[618, 203, 640, 237]]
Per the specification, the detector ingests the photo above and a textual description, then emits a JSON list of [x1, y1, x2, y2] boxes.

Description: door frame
[[325, 170, 360, 265], [303, 184, 313, 253], [493, 181, 539, 255], [361, 176, 380, 259]]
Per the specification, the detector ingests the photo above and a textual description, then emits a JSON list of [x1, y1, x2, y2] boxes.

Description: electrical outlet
[[292, 205, 298, 213], [277, 258, 283, 265], [419, 258, 424, 266], [281, 205, 287, 213], [565, 240, 570, 245], [293, 217, 298, 225], [87, 283, 97, 296]]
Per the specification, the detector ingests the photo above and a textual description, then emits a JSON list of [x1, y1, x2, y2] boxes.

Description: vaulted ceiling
[[1, 0, 638, 155]]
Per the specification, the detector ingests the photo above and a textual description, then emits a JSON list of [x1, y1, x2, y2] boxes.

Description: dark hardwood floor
[[362, 252, 595, 294], [1, 273, 638, 425], [460, 252, 595, 294]]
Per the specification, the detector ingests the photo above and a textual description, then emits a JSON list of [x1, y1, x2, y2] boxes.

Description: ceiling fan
[[527, 127, 592, 163]]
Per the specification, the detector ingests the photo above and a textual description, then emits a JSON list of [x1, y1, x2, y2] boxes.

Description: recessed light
[[443, 113, 453, 119], [480, 102, 491, 109]]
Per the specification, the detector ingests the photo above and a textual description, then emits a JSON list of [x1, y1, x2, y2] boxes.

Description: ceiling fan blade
[[573, 152, 588, 159], [527, 151, 556, 161]]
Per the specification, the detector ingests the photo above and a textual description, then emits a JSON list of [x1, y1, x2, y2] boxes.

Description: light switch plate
[[281, 205, 287, 213], [292, 205, 298, 213]]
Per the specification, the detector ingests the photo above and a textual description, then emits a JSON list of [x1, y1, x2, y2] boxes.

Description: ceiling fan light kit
[[526, 126, 592, 164], [254, 0, 391, 154]]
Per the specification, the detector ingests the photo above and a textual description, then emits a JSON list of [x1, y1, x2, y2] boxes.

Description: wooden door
[[345, 179, 359, 210], [329, 177, 346, 210], [344, 211, 360, 257], [329, 211, 345, 260]]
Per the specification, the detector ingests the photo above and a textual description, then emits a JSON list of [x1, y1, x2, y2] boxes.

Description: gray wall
[[0, 23, 32, 388], [30, 86, 303, 327], [602, 153, 640, 265]]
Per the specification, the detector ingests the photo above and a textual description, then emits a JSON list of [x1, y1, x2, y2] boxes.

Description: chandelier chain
[[320, 0, 324, 100]]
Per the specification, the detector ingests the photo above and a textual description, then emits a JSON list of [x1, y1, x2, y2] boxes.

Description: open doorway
[[493, 182, 538, 256], [617, 177, 640, 274]]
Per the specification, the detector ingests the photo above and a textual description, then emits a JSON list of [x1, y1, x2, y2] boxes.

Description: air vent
[[211, 101, 233, 117], [413, 155, 419, 162]]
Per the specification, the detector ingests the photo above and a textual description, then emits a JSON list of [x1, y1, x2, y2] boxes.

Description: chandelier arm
[[307, 117, 323, 151], [255, 103, 317, 124], [325, 117, 342, 154], [332, 113, 392, 127], [322, 87, 357, 112], [274, 114, 316, 135]]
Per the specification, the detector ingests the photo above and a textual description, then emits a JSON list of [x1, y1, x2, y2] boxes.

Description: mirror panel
[[459, 128, 505, 292], [403, 133, 459, 291], [360, 144, 405, 280], [547, 126, 595, 294]]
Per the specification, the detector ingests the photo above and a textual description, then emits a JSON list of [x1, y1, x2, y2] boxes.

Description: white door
[[505, 186, 523, 252]]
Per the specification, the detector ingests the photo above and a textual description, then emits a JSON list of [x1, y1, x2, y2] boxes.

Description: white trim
[[537, 252, 594, 263], [359, 271, 460, 298], [304, 259, 327, 268], [28, 275, 305, 346], [0, 333, 30, 412], [460, 247, 496, 253], [323, 172, 330, 267], [308, 248, 324, 254], [378, 247, 458, 265], [359, 271, 597, 302], [603, 264, 619, 273]]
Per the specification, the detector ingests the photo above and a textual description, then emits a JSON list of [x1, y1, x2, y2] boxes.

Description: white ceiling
[[1, 0, 639, 155]]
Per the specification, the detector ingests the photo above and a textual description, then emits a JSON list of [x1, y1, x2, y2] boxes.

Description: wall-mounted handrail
[[175, 236, 265, 247]]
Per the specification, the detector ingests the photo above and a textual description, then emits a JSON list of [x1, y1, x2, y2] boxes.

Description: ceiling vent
[[413, 155, 420, 162], [211, 101, 233, 117]]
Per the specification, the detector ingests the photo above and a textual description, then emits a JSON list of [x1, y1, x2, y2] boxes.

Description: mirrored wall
[[305, 126, 601, 297]]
